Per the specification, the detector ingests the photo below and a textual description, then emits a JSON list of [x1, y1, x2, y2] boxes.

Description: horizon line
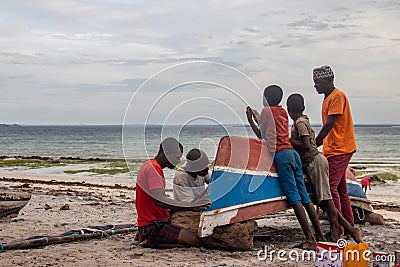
[[3, 123, 400, 127]]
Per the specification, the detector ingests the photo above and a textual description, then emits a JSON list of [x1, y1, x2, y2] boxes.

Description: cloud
[[370, 0, 400, 11], [235, 40, 247, 45], [0, 51, 240, 68], [349, 95, 395, 100], [263, 40, 284, 47], [49, 32, 114, 41], [6, 74, 31, 79], [287, 16, 358, 31], [0, 52, 55, 65], [332, 7, 351, 12], [349, 45, 385, 51], [286, 33, 316, 45], [287, 17, 329, 31], [0, 0, 399, 124], [243, 27, 261, 33]]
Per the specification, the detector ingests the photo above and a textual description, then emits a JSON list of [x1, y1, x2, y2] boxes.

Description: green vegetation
[[376, 172, 399, 181], [64, 167, 130, 175], [107, 161, 129, 168], [0, 159, 65, 169], [355, 171, 399, 181], [0, 157, 143, 175], [63, 161, 142, 175]]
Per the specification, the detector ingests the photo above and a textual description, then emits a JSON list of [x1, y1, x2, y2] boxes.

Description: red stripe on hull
[[215, 136, 276, 172], [229, 199, 290, 224]]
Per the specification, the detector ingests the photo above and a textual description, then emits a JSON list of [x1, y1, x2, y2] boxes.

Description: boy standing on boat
[[313, 65, 356, 234], [286, 93, 361, 243], [136, 137, 210, 248], [246, 85, 325, 250]]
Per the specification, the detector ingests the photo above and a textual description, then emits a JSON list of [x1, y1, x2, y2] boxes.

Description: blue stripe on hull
[[205, 170, 368, 212], [206, 170, 285, 211]]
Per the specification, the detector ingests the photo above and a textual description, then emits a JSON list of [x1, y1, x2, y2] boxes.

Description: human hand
[[246, 106, 254, 121], [191, 198, 211, 211]]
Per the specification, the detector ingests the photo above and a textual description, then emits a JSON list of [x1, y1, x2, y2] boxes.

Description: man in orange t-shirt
[[313, 65, 356, 235]]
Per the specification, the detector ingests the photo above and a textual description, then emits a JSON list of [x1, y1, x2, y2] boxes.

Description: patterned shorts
[[138, 221, 182, 243]]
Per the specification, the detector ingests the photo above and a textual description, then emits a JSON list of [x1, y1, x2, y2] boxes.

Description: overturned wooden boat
[[0, 188, 31, 219], [199, 136, 376, 238], [199, 136, 288, 237]]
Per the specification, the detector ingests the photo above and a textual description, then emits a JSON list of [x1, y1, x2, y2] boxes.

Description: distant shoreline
[[2, 123, 400, 127]]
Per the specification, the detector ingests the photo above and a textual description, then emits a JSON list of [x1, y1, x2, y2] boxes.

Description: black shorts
[[138, 221, 182, 243]]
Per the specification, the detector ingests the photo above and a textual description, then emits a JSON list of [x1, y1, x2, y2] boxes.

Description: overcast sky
[[1, 0, 399, 125]]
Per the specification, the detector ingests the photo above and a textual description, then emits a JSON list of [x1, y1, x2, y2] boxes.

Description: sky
[[1, 0, 399, 125]]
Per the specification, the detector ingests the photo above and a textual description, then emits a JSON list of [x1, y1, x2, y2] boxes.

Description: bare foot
[[139, 239, 152, 247], [316, 234, 327, 242], [330, 231, 340, 242], [350, 228, 362, 244], [134, 232, 143, 242], [324, 232, 334, 242], [293, 241, 317, 250], [324, 231, 340, 242]]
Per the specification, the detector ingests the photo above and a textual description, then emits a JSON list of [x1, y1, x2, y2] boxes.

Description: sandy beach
[[1, 167, 399, 267]]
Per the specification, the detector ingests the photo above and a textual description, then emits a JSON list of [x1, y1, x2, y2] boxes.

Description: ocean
[[0, 125, 399, 162]]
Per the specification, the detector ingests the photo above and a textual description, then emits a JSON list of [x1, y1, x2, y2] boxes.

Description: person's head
[[156, 137, 183, 169], [313, 65, 335, 94], [286, 93, 305, 121], [182, 148, 209, 177], [263, 85, 283, 106]]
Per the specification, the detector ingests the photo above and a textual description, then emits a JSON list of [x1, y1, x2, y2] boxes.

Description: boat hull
[[199, 136, 372, 237], [0, 189, 31, 219]]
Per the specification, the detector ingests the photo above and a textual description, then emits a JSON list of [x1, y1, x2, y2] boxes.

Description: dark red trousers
[[327, 153, 355, 233]]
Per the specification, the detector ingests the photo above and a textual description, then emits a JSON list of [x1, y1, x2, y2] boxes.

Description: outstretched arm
[[151, 188, 210, 211], [246, 107, 261, 139], [316, 114, 339, 147]]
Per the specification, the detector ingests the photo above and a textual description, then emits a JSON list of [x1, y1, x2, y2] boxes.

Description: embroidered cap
[[313, 65, 334, 80]]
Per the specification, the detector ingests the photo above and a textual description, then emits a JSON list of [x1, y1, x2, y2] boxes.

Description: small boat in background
[[0, 188, 31, 220]]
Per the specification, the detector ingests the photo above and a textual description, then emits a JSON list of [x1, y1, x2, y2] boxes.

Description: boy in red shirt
[[361, 177, 371, 193], [136, 137, 210, 248], [246, 85, 325, 250]]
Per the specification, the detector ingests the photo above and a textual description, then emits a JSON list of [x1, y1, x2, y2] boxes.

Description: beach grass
[[376, 172, 399, 181], [62, 160, 141, 175], [0, 159, 65, 169], [355, 170, 399, 182], [0, 157, 144, 175], [64, 167, 130, 175]]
